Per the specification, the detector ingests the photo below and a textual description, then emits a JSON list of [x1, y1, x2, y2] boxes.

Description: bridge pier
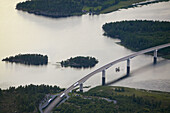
[[102, 70, 106, 86], [127, 59, 130, 76], [80, 83, 83, 92], [154, 49, 158, 64]]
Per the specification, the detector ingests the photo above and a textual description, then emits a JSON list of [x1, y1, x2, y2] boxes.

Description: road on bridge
[[44, 43, 170, 113]]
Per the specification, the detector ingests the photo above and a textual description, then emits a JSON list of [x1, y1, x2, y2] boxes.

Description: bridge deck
[[44, 43, 170, 113]]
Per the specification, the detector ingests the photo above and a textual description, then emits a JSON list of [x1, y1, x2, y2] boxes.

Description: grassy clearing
[[55, 86, 170, 112], [87, 86, 170, 106], [101, 0, 145, 13], [83, 6, 102, 11]]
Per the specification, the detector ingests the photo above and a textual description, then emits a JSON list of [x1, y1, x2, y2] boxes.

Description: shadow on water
[[105, 59, 168, 86], [131, 59, 168, 75], [105, 74, 130, 86]]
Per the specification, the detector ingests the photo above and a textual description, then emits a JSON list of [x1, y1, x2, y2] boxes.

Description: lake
[[0, 0, 170, 92]]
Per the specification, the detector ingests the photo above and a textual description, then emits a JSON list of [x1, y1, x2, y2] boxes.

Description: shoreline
[[53, 85, 170, 112], [102, 20, 170, 59], [16, 0, 170, 19], [1, 84, 169, 112]]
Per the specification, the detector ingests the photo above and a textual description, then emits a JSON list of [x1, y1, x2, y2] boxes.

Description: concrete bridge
[[44, 43, 170, 113]]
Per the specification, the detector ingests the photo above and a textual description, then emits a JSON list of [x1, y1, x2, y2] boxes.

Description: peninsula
[[2, 54, 48, 65], [102, 20, 170, 59], [61, 56, 98, 68], [15, 0, 169, 18]]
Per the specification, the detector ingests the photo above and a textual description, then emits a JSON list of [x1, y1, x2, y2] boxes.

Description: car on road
[[48, 98, 52, 103], [60, 93, 65, 98], [73, 82, 79, 87]]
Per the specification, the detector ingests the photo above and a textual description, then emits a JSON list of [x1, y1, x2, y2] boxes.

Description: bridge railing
[[78, 43, 170, 89], [44, 43, 170, 113]]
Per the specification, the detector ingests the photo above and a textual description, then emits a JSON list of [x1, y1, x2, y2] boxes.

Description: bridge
[[44, 43, 170, 113]]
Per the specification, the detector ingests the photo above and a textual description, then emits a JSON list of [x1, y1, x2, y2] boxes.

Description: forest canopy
[[16, 0, 154, 18], [61, 56, 98, 68], [102, 20, 170, 59], [0, 84, 64, 113], [54, 86, 170, 113], [2, 54, 48, 65]]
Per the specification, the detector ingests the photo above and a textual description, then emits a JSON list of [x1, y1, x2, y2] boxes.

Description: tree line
[[16, 0, 145, 18], [0, 84, 64, 113], [54, 86, 170, 113], [2, 54, 48, 65], [61, 56, 98, 68], [102, 20, 170, 59]]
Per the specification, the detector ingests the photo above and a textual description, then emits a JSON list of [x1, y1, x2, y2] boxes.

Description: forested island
[[54, 86, 170, 112], [2, 54, 48, 65], [15, 0, 169, 18], [102, 20, 170, 59], [0, 84, 64, 113], [61, 56, 98, 68]]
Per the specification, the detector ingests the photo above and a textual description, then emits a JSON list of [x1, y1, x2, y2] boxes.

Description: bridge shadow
[[105, 59, 167, 86], [105, 74, 130, 86]]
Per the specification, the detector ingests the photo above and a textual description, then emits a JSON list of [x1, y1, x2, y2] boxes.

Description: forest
[[0, 84, 64, 113], [61, 56, 98, 68], [54, 86, 170, 113], [16, 0, 151, 18], [102, 20, 170, 59], [2, 54, 48, 65]]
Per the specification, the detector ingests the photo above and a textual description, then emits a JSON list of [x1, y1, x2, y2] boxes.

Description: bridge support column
[[102, 70, 106, 86], [127, 59, 130, 76], [154, 49, 158, 64], [80, 83, 83, 92]]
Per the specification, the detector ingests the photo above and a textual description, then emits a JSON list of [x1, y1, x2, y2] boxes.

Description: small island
[[102, 20, 170, 59], [2, 54, 48, 65], [61, 56, 98, 68], [15, 0, 168, 18]]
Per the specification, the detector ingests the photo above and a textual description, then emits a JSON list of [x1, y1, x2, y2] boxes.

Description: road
[[44, 43, 170, 113]]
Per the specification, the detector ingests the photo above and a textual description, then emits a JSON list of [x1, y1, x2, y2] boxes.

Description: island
[[2, 54, 48, 65], [54, 86, 170, 113], [60, 56, 98, 68], [102, 20, 170, 59], [15, 0, 169, 18]]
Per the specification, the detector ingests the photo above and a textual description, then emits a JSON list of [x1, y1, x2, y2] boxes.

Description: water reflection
[[107, 59, 168, 85], [0, 0, 170, 92]]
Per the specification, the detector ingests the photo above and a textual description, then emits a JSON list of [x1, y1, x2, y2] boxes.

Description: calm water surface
[[0, 0, 170, 92]]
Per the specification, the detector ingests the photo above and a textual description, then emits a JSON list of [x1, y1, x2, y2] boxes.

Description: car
[[73, 82, 79, 87], [48, 98, 52, 103], [60, 93, 65, 98]]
